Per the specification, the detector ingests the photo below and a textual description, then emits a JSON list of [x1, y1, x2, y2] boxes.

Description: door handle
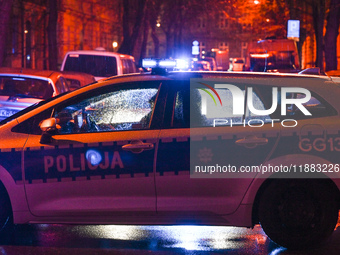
[[235, 135, 268, 148], [122, 140, 154, 153]]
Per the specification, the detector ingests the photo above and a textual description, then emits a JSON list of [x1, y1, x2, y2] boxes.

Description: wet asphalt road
[[0, 223, 340, 254]]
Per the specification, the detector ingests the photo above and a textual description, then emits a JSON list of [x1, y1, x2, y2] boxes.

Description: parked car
[[190, 60, 211, 71], [61, 71, 96, 91], [202, 57, 217, 71], [229, 58, 245, 71], [60, 48, 137, 81], [326, 70, 340, 76], [0, 68, 70, 121], [0, 62, 340, 250], [326, 70, 340, 84]]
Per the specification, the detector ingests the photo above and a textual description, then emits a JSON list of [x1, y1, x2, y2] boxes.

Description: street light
[[112, 41, 118, 52]]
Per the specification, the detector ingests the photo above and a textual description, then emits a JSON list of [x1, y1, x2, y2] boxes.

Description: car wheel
[[258, 179, 338, 249], [0, 185, 13, 236]]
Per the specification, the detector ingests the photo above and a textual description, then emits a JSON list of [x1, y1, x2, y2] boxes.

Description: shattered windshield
[[54, 87, 159, 134]]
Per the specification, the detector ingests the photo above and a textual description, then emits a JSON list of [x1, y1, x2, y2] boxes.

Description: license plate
[[0, 109, 18, 117]]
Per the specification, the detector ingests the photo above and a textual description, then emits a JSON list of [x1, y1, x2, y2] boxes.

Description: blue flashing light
[[175, 59, 189, 70], [142, 58, 189, 73], [159, 59, 176, 68], [142, 59, 157, 68], [142, 58, 177, 69]]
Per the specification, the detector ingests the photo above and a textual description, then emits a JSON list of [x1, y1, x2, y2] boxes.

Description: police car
[[0, 60, 340, 250], [0, 68, 70, 121]]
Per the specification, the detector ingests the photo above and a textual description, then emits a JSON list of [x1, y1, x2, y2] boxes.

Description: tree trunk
[[163, 20, 174, 58], [312, 0, 325, 71], [0, 0, 13, 66], [128, 0, 146, 54], [119, 0, 131, 54], [139, 8, 149, 64], [325, 0, 340, 71], [165, 31, 173, 58], [149, 0, 161, 58], [151, 27, 160, 58], [119, 0, 146, 55], [47, 0, 58, 70]]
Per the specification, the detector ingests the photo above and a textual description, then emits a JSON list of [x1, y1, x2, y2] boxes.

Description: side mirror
[[39, 118, 60, 144], [40, 118, 60, 132]]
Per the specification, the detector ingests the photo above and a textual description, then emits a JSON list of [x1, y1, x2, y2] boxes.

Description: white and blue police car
[[0, 59, 339, 249]]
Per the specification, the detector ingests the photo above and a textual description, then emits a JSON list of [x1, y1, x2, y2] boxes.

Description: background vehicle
[[204, 50, 229, 71], [201, 57, 217, 71], [229, 58, 245, 71], [0, 65, 340, 250], [0, 68, 69, 121], [60, 48, 137, 81], [246, 39, 300, 73], [326, 70, 340, 86], [326, 70, 340, 76], [61, 71, 96, 91], [190, 60, 211, 71]]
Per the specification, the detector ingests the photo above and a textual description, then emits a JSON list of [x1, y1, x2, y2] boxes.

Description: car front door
[[23, 81, 162, 220]]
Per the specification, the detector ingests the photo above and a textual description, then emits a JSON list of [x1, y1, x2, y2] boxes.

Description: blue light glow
[[159, 60, 176, 68], [142, 59, 157, 68], [86, 149, 102, 165]]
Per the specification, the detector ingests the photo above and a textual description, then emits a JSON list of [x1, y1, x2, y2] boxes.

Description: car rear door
[[22, 81, 163, 220], [155, 79, 281, 217]]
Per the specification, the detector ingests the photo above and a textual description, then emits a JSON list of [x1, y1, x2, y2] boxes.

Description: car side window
[[121, 59, 136, 74], [127, 59, 137, 73], [173, 90, 186, 127], [55, 77, 67, 94], [283, 92, 336, 119], [244, 89, 273, 124], [121, 59, 128, 74], [54, 84, 159, 134], [60, 77, 69, 92], [172, 84, 272, 128]]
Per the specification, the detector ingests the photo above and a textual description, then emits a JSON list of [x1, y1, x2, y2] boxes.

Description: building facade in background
[[3, 0, 340, 71], [5, 0, 121, 70]]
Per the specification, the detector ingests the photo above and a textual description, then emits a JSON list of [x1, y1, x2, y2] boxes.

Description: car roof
[[61, 71, 96, 87], [99, 70, 331, 84], [64, 50, 135, 59], [93, 71, 337, 101], [0, 67, 64, 82], [61, 71, 96, 81]]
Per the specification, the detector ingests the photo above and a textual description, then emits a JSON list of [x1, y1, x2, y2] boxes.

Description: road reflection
[[0, 223, 339, 254]]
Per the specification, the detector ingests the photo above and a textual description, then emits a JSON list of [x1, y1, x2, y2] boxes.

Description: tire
[[258, 179, 339, 250], [0, 185, 13, 238]]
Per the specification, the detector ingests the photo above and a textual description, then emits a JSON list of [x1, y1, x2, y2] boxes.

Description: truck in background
[[246, 39, 300, 73]]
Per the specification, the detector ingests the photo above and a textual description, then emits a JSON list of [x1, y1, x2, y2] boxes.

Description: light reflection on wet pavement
[[0, 223, 339, 254]]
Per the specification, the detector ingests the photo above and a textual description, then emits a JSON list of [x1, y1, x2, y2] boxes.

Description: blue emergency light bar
[[142, 59, 158, 68], [142, 58, 177, 69], [142, 58, 190, 74]]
